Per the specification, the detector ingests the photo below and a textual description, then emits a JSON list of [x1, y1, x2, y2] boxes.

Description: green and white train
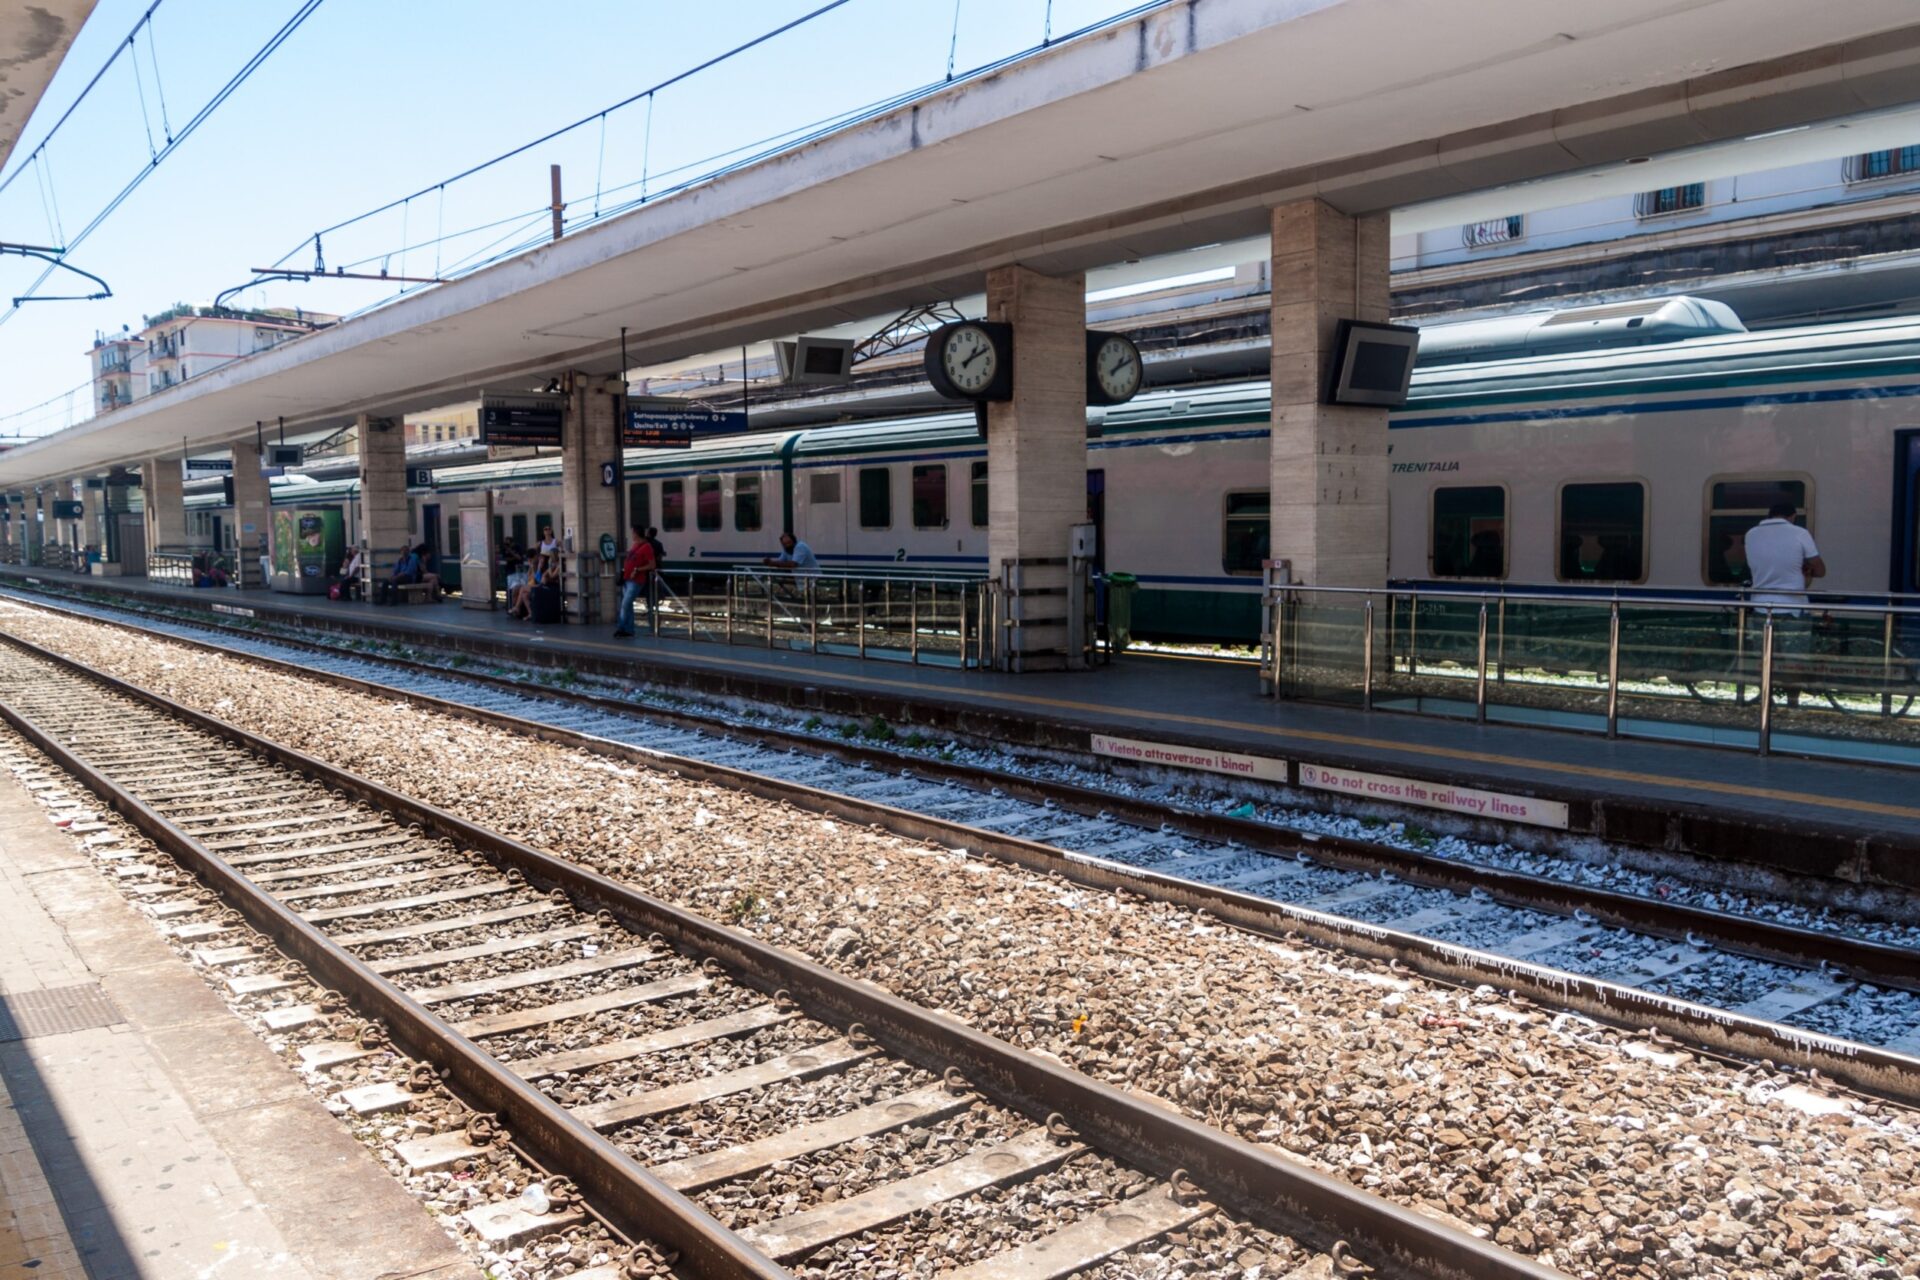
[[189, 300, 1920, 639]]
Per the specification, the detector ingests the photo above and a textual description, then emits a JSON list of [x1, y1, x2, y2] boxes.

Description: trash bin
[[1105, 572, 1138, 653]]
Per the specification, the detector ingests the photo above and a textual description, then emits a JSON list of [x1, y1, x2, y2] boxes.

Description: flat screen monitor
[[1327, 320, 1419, 407]]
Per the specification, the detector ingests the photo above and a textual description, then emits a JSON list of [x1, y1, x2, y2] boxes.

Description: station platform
[[0, 761, 478, 1279], [5, 567, 1918, 898]]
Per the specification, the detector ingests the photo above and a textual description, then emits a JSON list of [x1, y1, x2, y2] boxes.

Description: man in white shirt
[[1743, 501, 1825, 609], [762, 531, 820, 577], [1744, 500, 1824, 705]]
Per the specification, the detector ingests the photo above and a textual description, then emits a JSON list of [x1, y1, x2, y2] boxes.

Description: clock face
[[1093, 335, 1142, 402], [941, 325, 1000, 397]]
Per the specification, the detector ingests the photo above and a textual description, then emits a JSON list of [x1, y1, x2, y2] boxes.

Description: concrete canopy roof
[[0, 0, 94, 173], [8, 0, 1920, 486]]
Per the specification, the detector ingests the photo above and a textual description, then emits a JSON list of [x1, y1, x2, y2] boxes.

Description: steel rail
[[0, 631, 1564, 1280], [10, 587, 1916, 990], [0, 658, 788, 1279], [7, 591, 1920, 1103]]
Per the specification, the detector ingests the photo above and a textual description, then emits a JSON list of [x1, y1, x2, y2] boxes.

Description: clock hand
[[960, 346, 988, 369]]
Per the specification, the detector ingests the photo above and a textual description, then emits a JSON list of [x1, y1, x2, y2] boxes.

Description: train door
[[421, 503, 441, 562], [1086, 469, 1106, 576], [1896, 429, 1920, 593], [210, 515, 224, 556]]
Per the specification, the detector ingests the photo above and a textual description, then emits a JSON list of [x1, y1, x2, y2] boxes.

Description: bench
[[395, 582, 438, 605]]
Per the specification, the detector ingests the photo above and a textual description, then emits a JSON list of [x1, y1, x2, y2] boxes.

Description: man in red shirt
[[614, 522, 656, 638]]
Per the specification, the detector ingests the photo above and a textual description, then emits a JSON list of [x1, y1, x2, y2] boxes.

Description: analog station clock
[[1085, 329, 1143, 405], [925, 321, 1014, 402]]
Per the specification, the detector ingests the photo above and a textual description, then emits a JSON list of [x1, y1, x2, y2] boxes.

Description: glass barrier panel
[[1474, 598, 1614, 729], [1612, 600, 1759, 747], [1768, 606, 1920, 766], [1375, 594, 1481, 715], [1280, 591, 1370, 705]]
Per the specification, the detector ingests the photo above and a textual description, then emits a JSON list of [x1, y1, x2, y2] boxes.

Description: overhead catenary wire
[[256, 0, 1173, 328], [0, 0, 165, 198], [946, 0, 964, 79], [0, 0, 330, 327], [145, 16, 175, 142], [268, 0, 856, 267], [129, 32, 158, 160]]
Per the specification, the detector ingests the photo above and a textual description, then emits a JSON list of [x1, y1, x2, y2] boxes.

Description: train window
[[1430, 486, 1507, 579], [661, 480, 685, 531], [1703, 476, 1810, 586], [859, 467, 891, 529], [912, 465, 947, 529], [735, 475, 762, 531], [627, 482, 650, 533], [446, 516, 459, 562], [1557, 481, 1647, 583], [534, 512, 555, 545], [1221, 491, 1270, 576], [510, 514, 528, 549], [809, 472, 841, 504], [970, 462, 988, 528], [696, 476, 722, 532]]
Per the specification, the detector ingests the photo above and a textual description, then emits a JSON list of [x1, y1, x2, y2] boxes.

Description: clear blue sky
[[0, 0, 1140, 435]]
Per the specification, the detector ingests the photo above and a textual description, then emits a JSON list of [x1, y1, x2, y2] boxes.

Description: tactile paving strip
[[0, 983, 123, 1042]]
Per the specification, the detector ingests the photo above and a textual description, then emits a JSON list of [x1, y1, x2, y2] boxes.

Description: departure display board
[[480, 394, 565, 446], [624, 398, 748, 449]]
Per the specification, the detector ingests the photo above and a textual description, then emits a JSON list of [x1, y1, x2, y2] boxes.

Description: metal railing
[[145, 547, 239, 588], [635, 567, 988, 668], [1259, 571, 1920, 767]]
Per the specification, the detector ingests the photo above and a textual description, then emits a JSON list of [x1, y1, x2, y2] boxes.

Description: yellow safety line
[[448, 616, 1920, 823]]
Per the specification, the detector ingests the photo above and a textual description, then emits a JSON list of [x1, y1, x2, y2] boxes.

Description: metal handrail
[[1260, 572, 1920, 765], [639, 565, 988, 668], [1304, 580, 1920, 617], [709, 563, 984, 588]]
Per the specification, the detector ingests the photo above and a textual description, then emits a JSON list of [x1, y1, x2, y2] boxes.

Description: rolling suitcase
[[530, 583, 563, 625]]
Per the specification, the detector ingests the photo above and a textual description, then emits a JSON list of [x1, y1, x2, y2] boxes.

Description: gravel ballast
[[3, 605, 1918, 1280]]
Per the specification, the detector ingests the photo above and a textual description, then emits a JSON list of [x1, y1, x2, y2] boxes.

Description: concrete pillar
[[356, 414, 409, 580], [30, 487, 48, 564], [559, 372, 623, 624], [50, 479, 72, 557], [1269, 199, 1391, 586], [229, 443, 271, 588], [142, 457, 186, 561], [80, 476, 104, 567], [985, 264, 1087, 670]]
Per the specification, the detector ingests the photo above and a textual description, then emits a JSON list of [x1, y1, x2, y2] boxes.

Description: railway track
[[3, 587, 1919, 1096], [0, 633, 1555, 1280]]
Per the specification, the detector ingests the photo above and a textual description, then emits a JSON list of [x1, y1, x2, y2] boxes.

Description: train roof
[[301, 308, 1920, 506], [1403, 310, 1920, 408]]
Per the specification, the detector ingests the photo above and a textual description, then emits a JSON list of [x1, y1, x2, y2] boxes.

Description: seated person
[[381, 546, 422, 603], [507, 553, 545, 619], [415, 544, 443, 600], [335, 546, 366, 599]]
